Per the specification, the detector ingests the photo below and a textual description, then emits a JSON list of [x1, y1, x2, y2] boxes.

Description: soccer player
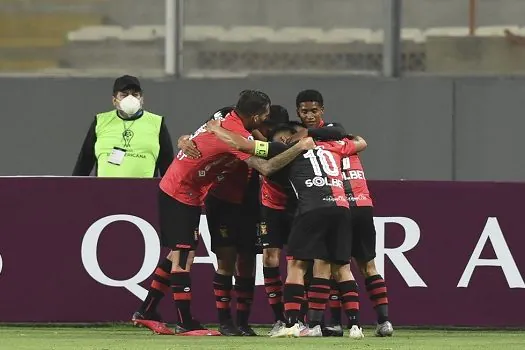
[[261, 106, 350, 336], [181, 105, 290, 336], [205, 121, 367, 339], [340, 143, 394, 337], [132, 90, 315, 335], [294, 89, 394, 337]]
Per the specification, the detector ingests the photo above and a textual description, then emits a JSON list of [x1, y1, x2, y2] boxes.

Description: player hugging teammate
[[131, 89, 393, 339]]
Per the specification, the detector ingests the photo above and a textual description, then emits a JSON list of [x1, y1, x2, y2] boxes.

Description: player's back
[[160, 112, 252, 206], [288, 140, 351, 215], [342, 153, 373, 206]]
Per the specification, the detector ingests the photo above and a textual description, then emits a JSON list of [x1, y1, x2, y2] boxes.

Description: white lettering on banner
[[458, 217, 525, 288], [374, 217, 428, 287], [0, 251, 3, 275], [81, 215, 161, 301]]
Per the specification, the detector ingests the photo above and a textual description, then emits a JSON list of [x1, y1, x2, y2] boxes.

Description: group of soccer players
[[130, 89, 394, 339]]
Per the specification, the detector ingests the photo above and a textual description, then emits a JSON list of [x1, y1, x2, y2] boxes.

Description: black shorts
[[287, 207, 352, 264], [205, 195, 258, 254], [158, 190, 201, 250], [350, 206, 376, 262], [260, 205, 293, 249]]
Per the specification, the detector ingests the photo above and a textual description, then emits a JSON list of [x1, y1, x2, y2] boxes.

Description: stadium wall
[[0, 178, 523, 326], [0, 76, 524, 181]]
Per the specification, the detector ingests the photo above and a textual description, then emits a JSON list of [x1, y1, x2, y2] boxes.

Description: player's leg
[[235, 250, 257, 335], [158, 190, 210, 334], [305, 258, 332, 336], [205, 195, 241, 336], [132, 251, 173, 323], [260, 206, 288, 334], [233, 210, 260, 336], [352, 206, 393, 337], [331, 264, 364, 339], [276, 208, 330, 338], [301, 261, 313, 324], [328, 207, 364, 339], [327, 277, 342, 330], [273, 258, 308, 338]]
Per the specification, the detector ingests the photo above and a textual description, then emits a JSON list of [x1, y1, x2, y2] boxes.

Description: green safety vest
[[94, 110, 162, 177]]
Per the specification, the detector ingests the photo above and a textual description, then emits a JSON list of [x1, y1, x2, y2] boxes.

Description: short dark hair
[[268, 123, 297, 142], [262, 105, 290, 128], [235, 90, 271, 118], [287, 120, 306, 130], [208, 106, 234, 121], [296, 89, 323, 108], [269, 105, 290, 124]]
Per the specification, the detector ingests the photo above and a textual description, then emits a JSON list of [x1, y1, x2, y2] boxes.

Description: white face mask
[[118, 95, 142, 116]]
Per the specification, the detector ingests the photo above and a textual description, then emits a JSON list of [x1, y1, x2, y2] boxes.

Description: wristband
[[254, 140, 269, 158]]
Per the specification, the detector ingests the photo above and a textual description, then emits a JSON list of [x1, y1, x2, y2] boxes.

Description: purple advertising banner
[[0, 178, 524, 326]]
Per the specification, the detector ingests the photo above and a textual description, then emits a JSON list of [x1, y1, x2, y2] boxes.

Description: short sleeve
[[341, 138, 357, 156]]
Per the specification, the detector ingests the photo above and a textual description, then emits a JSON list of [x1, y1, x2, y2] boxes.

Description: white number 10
[[303, 149, 339, 176]]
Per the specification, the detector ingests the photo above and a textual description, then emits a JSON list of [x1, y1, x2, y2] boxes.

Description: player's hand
[[286, 128, 308, 144], [206, 119, 221, 133], [298, 136, 316, 150], [179, 137, 201, 159]]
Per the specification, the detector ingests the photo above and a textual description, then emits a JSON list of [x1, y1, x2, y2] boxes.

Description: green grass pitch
[[0, 324, 523, 350]]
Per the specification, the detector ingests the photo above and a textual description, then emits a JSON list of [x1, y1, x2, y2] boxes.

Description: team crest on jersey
[[219, 227, 228, 238], [259, 222, 267, 235], [194, 229, 200, 241]]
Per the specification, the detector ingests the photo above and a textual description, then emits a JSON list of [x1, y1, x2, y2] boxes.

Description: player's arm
[[206, 119, 258, 154], [307, 122, 347, 140], [342, 135, 367, 156], [177, 134, 201, 159], [243, 138, 314, 177], [206, 119, 298, 160]]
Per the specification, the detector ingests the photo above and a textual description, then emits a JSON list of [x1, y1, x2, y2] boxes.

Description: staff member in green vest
[[73, 75, 174, 177]]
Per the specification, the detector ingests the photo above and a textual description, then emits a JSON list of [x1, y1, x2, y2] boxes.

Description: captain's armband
[[254, 140, 269, 158]]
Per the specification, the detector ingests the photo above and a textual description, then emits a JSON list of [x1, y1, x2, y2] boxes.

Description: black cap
[[113, 75, 142, 93]]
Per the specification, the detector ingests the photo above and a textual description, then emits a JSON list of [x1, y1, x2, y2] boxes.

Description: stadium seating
[[4, 0, 525, 73], [59, 24, 524, 73], [0, 9, 104, 71]]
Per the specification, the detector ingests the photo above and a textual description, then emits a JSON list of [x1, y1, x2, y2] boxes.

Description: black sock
[[235, 276, 255, 326], [284, 283, 305, 326], [365, 275, 390, 324], [307, 277, 331, 328], [171, 271, 192, 324], [338, 280, 360, 328], [328, 278, 342, 325], [213, 273, 233, 324], [139, 258, 171, 315], [263, 267, 285, 322]]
